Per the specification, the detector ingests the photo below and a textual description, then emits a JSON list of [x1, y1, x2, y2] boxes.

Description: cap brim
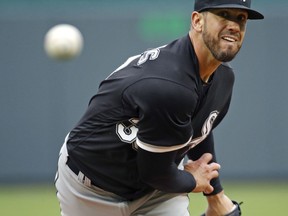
[[199, 4, 264, 20]]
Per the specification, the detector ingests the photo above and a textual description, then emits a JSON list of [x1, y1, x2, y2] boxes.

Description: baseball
[[44, 24, 83, 60]]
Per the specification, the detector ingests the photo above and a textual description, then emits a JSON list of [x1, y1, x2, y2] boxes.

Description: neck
[[189, 31, 221, 83]]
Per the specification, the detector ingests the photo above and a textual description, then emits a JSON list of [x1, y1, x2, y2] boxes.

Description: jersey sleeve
[[137, 146, 197, 193], [122, 78, 197, 152]]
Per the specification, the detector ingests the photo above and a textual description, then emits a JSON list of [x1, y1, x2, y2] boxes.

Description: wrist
[[206, 190, 225, 203], [205, 191, 235, 215], [203, 177, 223, 196]]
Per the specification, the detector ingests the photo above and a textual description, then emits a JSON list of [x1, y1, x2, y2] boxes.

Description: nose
[[227, 17, 246, 33], [227, 20, 241, 33]]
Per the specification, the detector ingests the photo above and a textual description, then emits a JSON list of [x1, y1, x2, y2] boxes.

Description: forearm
[[137, 147, 196, 193], [142, 167, 196, 193], [204, 191, 235, 216], [206, 190, 227, 205]]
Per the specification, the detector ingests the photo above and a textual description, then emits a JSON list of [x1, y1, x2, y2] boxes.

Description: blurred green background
[[1, 182, 288, 215]]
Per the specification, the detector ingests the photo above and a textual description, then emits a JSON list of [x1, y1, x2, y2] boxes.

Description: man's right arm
[[137, 146, 220, 194]]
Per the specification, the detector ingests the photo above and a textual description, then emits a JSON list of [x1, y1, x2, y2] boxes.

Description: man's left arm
[[187, 133, 223, 195], [187, 133, 235, 215]]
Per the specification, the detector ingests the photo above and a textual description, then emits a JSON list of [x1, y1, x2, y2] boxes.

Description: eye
[[218, 11, 230, 19], [237, 14, 247, 22]]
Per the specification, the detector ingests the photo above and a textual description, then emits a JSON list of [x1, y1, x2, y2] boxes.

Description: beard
[[202, 26, 242, 62]]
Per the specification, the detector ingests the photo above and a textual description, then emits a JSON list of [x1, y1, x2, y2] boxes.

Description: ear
[[191, 11, 204, 32]]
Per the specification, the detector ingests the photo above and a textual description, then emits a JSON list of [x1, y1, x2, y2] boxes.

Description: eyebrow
[[208, 9, 248, 21], [210, 9, 248, 16]]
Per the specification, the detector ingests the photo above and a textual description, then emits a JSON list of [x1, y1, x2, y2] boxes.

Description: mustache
[[220, 31, 241, 40]]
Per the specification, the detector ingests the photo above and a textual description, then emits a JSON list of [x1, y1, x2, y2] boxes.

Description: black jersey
[[66, 35, 234, 200]]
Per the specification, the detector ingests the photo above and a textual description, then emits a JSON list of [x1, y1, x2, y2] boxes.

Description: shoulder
[[139, 35, 195, 70], [121, 77, 198, 118], [124, 78, 196, 106]]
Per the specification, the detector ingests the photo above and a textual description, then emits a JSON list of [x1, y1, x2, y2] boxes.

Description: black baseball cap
[[194, 0, 264, 20]]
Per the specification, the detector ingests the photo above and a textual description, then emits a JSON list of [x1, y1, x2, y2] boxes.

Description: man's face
[[202, 8, 248, 62]]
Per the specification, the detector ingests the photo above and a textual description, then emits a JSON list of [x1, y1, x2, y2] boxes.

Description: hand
[[184, 153, 220, 193], [204, 191, 235, 216]]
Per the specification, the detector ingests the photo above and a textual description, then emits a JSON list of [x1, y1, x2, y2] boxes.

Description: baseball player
[[55, 0, 263, 215]]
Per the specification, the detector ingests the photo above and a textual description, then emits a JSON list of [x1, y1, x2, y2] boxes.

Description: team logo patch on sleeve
[[188, 110, 219, 149], [116, 118, 139, 143]]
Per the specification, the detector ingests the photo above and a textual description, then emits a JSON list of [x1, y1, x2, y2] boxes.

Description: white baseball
[[44, 24, 83, 60]]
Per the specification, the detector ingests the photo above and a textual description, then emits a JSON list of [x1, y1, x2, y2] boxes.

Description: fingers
[[185, 156, 221, 173], [199, 153, 221, 172], [207, 162, 221, 181], [204, 185, 214, 194], [199, 153, 213, 163], [197, 153, 221, 173], [209, 162, 221, 171], [210, 169, 220, 179], [186, 153, 221, 194]]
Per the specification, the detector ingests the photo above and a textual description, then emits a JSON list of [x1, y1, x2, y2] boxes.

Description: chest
[[191, 70, 233, 139]]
